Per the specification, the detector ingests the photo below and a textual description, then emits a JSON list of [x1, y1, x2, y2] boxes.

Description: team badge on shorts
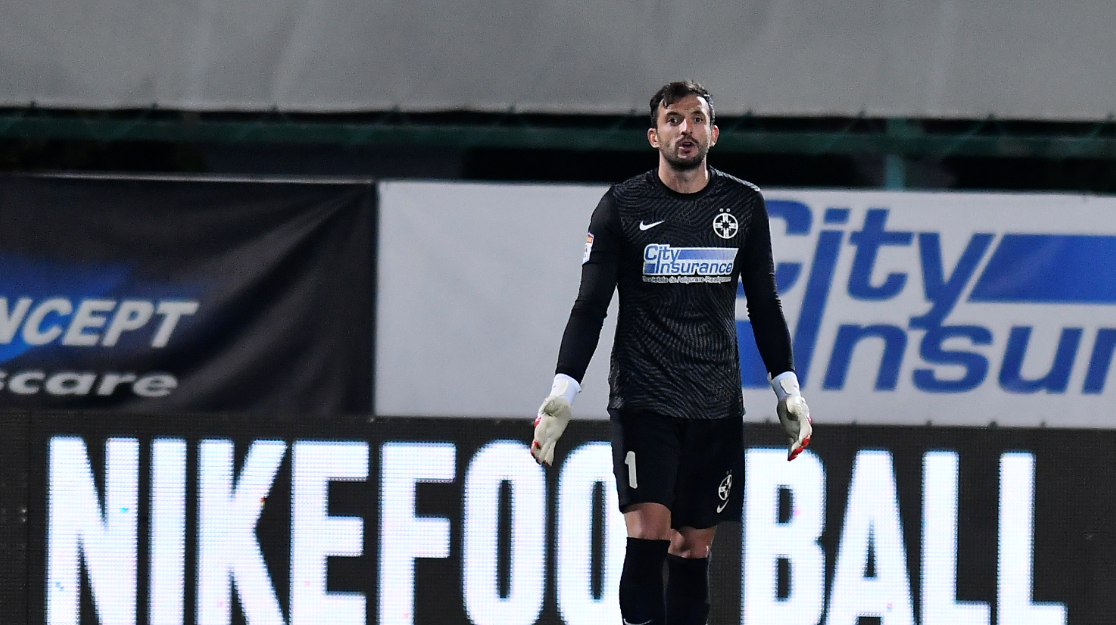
[[715, 471, 733, 513], [583, 233, 594, 264], [713, 210, 738, 239]]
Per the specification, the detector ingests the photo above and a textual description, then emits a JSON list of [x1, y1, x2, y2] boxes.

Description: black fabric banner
[[0, 175, 373, 415]]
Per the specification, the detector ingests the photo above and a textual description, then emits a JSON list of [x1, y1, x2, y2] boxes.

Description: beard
[[660, 140, 708, 172]]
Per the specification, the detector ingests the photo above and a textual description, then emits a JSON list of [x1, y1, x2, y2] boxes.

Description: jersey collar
[[651, 167, 718, 200]]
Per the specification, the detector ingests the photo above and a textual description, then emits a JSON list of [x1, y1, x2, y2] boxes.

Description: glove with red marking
[[531, 374, 580, 466], [772, 371, 812, 461]]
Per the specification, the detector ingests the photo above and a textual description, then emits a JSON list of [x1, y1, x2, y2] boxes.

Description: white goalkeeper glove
[[772, 371, 812, 461], [531, 374, 580, 466]]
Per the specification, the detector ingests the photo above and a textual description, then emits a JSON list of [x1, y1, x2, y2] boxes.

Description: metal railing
[[2, 107, 1115, 160]]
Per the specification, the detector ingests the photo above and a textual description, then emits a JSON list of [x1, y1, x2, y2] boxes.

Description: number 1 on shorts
[[624, 451, 638, 488]]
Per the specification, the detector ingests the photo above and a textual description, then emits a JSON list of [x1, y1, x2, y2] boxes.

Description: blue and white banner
[[376, 182, 1116, 428], [754, 191, 1116, 428]]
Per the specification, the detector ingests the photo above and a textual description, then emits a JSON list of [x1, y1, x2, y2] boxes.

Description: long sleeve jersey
[[555, 167, 794, 420]]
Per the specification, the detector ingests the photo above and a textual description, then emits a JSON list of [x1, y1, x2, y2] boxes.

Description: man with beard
[[531, 81, 812, 625]]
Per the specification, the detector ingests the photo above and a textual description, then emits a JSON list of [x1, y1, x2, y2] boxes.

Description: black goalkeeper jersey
[[555, 168, 795, 420]]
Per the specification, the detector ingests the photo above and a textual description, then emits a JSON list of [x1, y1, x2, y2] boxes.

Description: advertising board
[[378, 182, 1116, 427], [0, 175, 374, 416], [5, 413, 1112, 624]]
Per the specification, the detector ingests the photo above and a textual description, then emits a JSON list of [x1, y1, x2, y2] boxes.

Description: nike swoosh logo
[[623, 620, 653, 625], [716, 500, 729, 514], [639, 220, 665, 231]]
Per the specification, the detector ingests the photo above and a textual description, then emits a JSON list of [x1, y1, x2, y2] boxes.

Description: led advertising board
[[4, 413, 1112, 624]]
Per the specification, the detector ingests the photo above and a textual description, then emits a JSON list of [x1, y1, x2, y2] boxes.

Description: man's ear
[[710, 124, 720, 147], [648, 127, 660, 149]]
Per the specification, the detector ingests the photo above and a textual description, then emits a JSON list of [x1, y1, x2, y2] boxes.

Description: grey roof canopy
[[2, 0, 1114, 120]]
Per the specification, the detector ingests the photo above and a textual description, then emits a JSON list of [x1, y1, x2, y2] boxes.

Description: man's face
[[648, 94, 719, 171]]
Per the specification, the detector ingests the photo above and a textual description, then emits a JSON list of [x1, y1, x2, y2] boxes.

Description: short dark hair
[[649, 81, 715, 127]]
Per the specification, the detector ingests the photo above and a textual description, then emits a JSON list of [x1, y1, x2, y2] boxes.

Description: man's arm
[[739, 194, 794, 377], [532, 192, 621, 465], [555, 190, 622, 384], [739, 193, 812, 460]]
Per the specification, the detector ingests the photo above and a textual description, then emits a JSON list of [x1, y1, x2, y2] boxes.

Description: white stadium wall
[[2, 0, 1115, 120], [376, 181, 1116, 427], [375, 181, 618, 419]]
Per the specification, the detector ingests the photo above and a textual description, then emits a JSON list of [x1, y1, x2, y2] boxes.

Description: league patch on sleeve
[[583, 233, 594, 264]]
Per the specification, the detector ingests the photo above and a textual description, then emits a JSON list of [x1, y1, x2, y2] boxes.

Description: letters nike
[[639, 220, 665, 231]]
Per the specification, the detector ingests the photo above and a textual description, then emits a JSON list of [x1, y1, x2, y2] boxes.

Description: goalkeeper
[[532, 81, 811, 625]]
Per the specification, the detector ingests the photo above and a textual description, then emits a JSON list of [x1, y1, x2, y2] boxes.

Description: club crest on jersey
[[713, 210, 738, 239], [642, 244, 735, 283], [583, 233, 594, 264]]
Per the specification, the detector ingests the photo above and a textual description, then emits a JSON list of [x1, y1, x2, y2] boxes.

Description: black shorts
[[609, 408, 744, 529]]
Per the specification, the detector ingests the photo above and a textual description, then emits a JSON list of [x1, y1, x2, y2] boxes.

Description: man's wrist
[[770, 371, 801, 400], [551, 373, 581, 405]]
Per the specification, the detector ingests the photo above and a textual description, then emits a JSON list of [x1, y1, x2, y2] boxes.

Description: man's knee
[[623, 502, 672, 540], [668, 526, 715, 558]]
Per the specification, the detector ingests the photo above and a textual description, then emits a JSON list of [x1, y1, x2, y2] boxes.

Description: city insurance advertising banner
[[0, 175, 373, 415], [377, 182, 1116, 428], [6, 412, 1114, 624]]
